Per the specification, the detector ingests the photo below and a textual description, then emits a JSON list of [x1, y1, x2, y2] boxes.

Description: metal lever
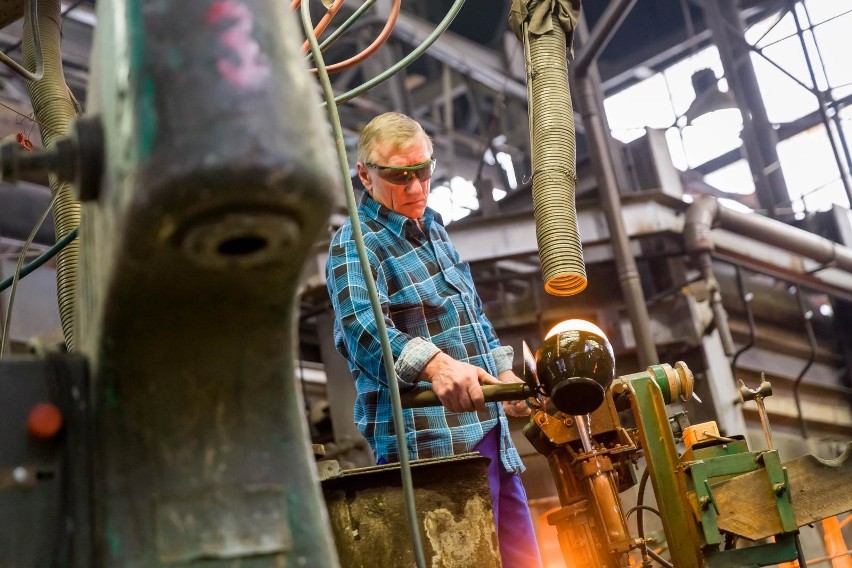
[[739, 374, 774, 450], [400, 383, 533, 409]]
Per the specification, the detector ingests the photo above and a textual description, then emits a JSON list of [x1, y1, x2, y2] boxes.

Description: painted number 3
[[206, 0, 271, 89]]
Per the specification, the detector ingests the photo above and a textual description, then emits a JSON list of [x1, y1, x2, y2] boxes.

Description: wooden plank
[[713, 443, 852, 540]]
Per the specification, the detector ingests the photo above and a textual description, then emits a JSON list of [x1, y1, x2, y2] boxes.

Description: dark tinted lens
[[378, 168, 415, 184], [374, 160, 435, 184]]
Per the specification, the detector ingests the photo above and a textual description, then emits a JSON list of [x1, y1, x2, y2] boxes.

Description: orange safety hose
[[301, 0, 347, 53], [310, 0, 400, 74]]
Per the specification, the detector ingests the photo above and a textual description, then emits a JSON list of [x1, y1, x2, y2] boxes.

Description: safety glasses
[[365, 158, 436, 185]]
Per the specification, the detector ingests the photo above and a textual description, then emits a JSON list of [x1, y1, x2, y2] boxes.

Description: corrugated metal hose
[[524, 16, 587, 296], [22, 0, 80, 350]]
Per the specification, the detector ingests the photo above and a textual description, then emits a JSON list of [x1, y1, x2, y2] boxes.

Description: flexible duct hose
[[526, 17, 586, 296], [22, 0, 80, 350]]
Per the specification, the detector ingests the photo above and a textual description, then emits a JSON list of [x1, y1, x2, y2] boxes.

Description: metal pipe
[[574, 414, 594, 453], [573, 0, 638, 77], [685, 196, 852, 273], [684, 199, 737, 356], [572, 0, 657, 367], [699, 252, 736, 356]]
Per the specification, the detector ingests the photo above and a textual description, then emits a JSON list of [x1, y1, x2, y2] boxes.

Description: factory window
[[604, 0, 852, 213], [428, 145, 514, 225], [778, 124, 845, 213], [428, 176, 480, 222]]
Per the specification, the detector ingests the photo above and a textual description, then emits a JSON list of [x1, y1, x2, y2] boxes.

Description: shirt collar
[[360, 193, 443, 236]]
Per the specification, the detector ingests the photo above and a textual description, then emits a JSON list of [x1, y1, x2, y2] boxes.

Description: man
[[326, 112, 542, 567]]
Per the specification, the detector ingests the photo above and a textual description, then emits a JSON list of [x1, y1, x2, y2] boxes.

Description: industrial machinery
[[403, 319, 852, 567], [522, 320, 852, 568]]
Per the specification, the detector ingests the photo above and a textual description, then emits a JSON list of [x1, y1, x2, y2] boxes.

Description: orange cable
[[301, 0, 348, 53], [310, 0, 400, 74]]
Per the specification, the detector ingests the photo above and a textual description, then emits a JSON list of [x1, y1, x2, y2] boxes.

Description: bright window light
[[703, 159, 756, 196], [427, 177, 480, 224], [680, 108, 744, 167], [813, 12, 852, 89], [777, 124, 845, 211], [804, 0, 851, 26], [495, 152, 517, 189], [752, 50, 819, 123], [744, 10, 796, 47], [605, 74, 676, 143]]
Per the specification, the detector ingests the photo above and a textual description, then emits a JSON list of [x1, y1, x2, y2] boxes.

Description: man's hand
[[420, 352, 502, 413], [498, 370, 532, 418]]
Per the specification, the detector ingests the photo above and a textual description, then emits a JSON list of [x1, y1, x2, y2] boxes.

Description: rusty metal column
[[81, 1, 341, 565], [701, 0, 790, 218]]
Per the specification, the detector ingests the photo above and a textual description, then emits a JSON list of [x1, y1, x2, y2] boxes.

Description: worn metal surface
[[714, 442, 852, 540], [322, 454, 501, 568], [79, 0, 341, 565]]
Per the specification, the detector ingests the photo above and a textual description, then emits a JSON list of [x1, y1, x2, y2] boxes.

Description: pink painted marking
[[206, 0, 271, 89]]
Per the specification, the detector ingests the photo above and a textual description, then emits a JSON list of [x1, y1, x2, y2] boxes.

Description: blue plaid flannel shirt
[[326, 195, 524, 473]]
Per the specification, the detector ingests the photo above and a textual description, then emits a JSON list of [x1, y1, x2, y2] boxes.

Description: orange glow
[[545, 319, 607, 341]]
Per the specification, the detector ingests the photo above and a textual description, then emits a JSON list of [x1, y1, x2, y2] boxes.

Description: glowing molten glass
[[545, 319, 607, 341]]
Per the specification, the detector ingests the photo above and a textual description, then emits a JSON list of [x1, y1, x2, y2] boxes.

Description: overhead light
[[683, 68, 738, 125]]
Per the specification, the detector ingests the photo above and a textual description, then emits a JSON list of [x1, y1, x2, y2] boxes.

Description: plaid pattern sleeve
[[326, 195, 524, 474]]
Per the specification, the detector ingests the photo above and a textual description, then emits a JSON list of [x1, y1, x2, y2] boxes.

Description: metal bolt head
[[773, 482, 786, 496]]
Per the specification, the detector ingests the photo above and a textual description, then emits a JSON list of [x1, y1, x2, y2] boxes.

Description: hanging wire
[[308, 0, 379, 57], [0, 0, 44, 81], [310, 0, 400, 74], [792, 286, 818, 439], [730, 265, 756, 374], [300, 1, 427, 566], [0, 99, 62, 137], [329, 0, 467, 105], [0, 227, 79, 293], [0, 191, 59, 357], [300, 0, 348, 54]]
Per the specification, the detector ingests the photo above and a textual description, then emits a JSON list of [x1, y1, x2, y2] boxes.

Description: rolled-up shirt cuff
[[395, 337, 442, 385], [491, 345, 514, 375]]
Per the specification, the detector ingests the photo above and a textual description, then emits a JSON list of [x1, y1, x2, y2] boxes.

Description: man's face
[[357, 135, 432, 220]]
